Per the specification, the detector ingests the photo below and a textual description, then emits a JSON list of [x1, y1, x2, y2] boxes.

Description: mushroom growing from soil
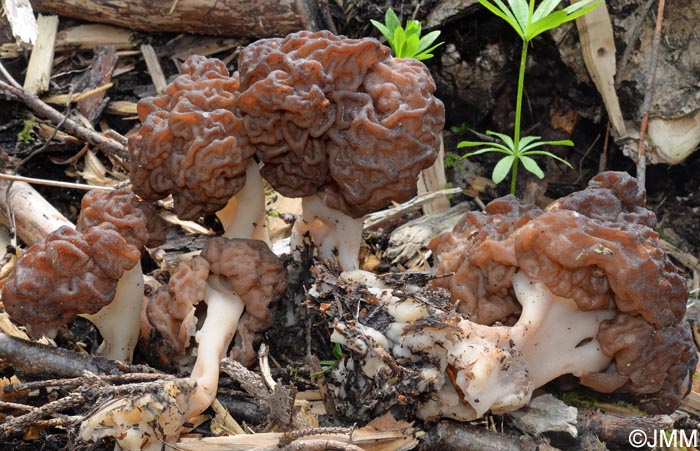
[[312, 172, 697, 420], [2, 188, 165, 362], [128, 55, 269, 242], [80, 236, 286, 450], [236, 30, 445, 270]]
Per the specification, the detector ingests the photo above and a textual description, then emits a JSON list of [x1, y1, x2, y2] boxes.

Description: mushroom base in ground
[[291, 195, 364, 271], [308, 267, 675, 422]]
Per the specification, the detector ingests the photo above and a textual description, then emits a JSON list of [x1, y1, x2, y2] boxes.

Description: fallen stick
[[0, 179, 73, 245], [0, 331, 139, 378], [0, 79, 129, 163]]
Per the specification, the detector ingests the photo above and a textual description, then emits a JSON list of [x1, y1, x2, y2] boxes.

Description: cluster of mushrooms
[[1, 30, 697, 450]]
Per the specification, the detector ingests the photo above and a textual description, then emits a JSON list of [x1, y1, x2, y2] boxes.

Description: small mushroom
[[81, 237, 286, 450], [237, 30, 445, 270], [2, 188, 164, 362]]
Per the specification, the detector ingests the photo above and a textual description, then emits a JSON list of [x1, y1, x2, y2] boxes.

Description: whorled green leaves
[[371, 8, 444, 60], [479, 0, 601, 41], [458, 131, 573, 187]]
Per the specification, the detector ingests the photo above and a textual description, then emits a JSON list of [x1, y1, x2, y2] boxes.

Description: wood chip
[[22, 15, 59, 95]]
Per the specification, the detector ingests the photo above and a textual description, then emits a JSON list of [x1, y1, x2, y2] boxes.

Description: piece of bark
[[22, 14, 59, 95], [419, 421, 557, 451], [577, 408, 674, 445], [2, 0, 37, 45], [417, 135, 451, 215], [77, 45, 118, 124], [30, 0, 323, 38]]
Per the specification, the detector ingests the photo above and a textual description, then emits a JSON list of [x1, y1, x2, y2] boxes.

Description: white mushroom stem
[[187, 275, 245, 417], [510, 271, 616, 388], [216, 159, 269, 245], [291, 195, 364, 271], [82, 261, 145, 362]]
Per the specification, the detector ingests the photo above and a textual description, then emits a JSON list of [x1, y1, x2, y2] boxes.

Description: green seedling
[[371, 8, 443, 60], [458, 0, 600, 195], [310, 342, 344, 378]]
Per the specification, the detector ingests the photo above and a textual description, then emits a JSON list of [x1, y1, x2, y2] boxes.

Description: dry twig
[[0, 78, 129, 163]]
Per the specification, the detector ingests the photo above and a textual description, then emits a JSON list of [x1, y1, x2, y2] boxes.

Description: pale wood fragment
[[0, 179, 73, 246], [22, 14, 58, 95], [417, 134, 451, 214], [1, 24, 135, 58], [2, 0, 37, 45], [140, 44, 168, 95], [575, 2, 626, 138]]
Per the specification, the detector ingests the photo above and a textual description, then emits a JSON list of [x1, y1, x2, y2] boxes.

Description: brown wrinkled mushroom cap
[[128, 55, 255, 220], [429, 171, 696, 412], [77, 187, 165, 249], [429, 195, 542, 325], [2, 225, 141, 337], [144, 256, 210, 361], [237, 30, 445, 218], [3, 188, 164, 338], [201, 237, 287, 366], [581, 314, 697, 413]]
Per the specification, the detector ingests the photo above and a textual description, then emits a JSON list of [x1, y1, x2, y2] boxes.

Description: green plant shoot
[[370, 8, 443, 60], [458, 0, 600, 195], [18, 119, 37, 144]]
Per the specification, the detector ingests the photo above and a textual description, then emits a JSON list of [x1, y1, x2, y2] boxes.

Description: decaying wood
[[2, 0, 37, 45], [0, 331, 140, 378], [386, 202, 471, 266], [574, 1, 625, 139], [30, 0, 323, 38], [681, 391, 700, 417], [0, 179, 73, 245], [176, 415, 422, 451], [1, 24, 135, 58], [418, 421, 556, 451], [22, 14, 58, 95], [577, 408, 674, 445], [417, 134, 450, 215], [76, 45, 118, 124]]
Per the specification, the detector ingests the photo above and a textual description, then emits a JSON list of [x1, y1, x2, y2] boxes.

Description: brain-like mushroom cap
[[144, 256, 210, 361], [2, 225, 141, 337], [429, 171, 696, 412], [77, 187, 165, 249], [3, 188, 163, 338], [237, 30, 445, 218], [429, 195, 542, 325], [128, 55, 255, 220], [200, 237, 287, 365]]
